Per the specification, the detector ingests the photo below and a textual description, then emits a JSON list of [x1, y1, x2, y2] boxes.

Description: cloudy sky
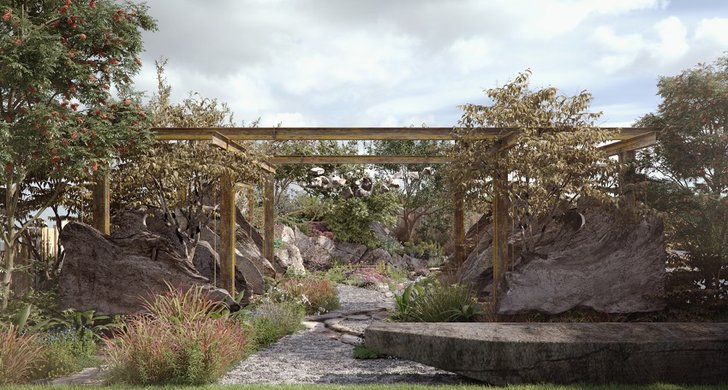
[[132, 0, 728, 128]]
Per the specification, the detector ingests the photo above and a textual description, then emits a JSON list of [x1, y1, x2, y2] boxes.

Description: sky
[[131, 0, 728, 128]]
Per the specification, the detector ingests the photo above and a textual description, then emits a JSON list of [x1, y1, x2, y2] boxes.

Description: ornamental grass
[[104, 285, 247, 385]]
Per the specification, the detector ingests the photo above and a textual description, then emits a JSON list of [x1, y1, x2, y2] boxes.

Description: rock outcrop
[[59, 222, 235, 315], [456, 206, 666, 314]]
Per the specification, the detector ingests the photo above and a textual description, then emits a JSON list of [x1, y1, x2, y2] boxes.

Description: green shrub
[[0, 325, 45, 385], [32, 329, 98, 380], [247, 301, 305, 347], [104, 285, 248, 385], [281, 277, 340, 314], [391, 281, 481, 322], [323, 191, 400, 246], [352, 345, 385, 359]]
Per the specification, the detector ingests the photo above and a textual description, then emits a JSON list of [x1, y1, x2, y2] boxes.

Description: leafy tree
[[637, 55, 728, 314], [264, 140, 359, 207], [0, 0, 156, 310], [368, 139, 451, 243], [111, 62, 264, 238], [451, 70, 618, 254], [322, 188, 400, 247]]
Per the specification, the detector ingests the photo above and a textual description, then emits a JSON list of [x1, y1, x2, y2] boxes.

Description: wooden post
[[92, 171, 110, 234], [262, 175, 275, 263], [491, 166, 509, 303], [219, 174, 236, 295], [453, 189, 465, 267]]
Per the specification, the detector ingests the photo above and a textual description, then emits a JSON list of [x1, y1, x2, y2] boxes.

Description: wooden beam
[[91, 172, 110, 235], [210, 132, 276, 174], [219, 174, 237, 295], [269, 155, 452, 165], [262, 175, 275, 264], [600, 132, 657, 156], [155, 127, 655, 142]]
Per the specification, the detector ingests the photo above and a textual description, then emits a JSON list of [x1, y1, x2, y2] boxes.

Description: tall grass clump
[[104, 285, 247, 385], [0, 325, 45, 385], [391, 282, 481, 322], [281, 277, 340, 314], [246, 301, 305, 347]]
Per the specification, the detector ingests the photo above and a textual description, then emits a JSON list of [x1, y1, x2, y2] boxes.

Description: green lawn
[[3, 384, 726, 390]]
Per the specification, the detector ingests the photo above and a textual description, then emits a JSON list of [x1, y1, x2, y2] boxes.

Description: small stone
[[324, 318, 344, 326], [346, 314, 370, 321], [340, 334, 363, 346], [302, 321, 324, 331]]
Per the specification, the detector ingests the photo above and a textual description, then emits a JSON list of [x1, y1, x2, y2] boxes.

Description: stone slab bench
[[364, 322, 728, 385]]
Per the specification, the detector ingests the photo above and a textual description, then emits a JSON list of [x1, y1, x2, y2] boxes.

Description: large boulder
[[59, 222, 235, 315], [456, 206, 666, 314], [198, 226, 266, 294]]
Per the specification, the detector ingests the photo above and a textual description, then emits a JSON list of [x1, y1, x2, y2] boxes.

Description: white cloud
[[694, 17, 728, 46], [133, 0, 723, 131], [449, 36, 497, 74], [651, 16, 689, 63]]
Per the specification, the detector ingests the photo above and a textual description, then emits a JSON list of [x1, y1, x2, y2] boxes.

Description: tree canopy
[[450, 70, 618, 253], [0, 0, 156, 310]]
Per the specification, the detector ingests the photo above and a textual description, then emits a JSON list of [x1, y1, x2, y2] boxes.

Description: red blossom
[[2, 9, 11, 22]]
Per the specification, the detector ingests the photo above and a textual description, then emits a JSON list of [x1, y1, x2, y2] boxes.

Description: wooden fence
[[2, 226, 59, 298]]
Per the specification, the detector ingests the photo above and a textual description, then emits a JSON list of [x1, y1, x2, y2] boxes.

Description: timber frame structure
[[92, 126, 656, 300]]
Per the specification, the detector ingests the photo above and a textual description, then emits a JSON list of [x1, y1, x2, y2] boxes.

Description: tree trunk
[[1, 239, 16, 311]]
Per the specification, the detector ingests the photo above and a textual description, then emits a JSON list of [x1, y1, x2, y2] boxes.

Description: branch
[[16, 182, 66, 239]]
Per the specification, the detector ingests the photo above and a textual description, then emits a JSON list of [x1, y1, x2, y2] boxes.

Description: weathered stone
[[340, 334, 363, 346], [59, 222, 235, 315], [278, 224, 296, 244], [191, 240, 219, 282], [455, 206, 666, 314], [236, 206, 263, 249], [293, 226, 337, 270], [274, 242, 306, 275], [498, 210, 665, 314], [359, 248, 392, 265], [191, 241, 247, 294], [332, 241, 367, 263], [199, 225, 269, 292], [365, 322, 728, 385], [235, 251, 265, 294]]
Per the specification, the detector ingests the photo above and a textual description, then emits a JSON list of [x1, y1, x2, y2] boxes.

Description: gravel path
[[220, 284, 464, 385]]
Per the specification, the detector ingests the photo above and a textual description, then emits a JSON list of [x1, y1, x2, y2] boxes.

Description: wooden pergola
[[91, 126, 656, 298]]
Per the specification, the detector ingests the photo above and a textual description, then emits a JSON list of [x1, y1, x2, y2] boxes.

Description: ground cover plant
[[242, 300, 305, 348], [391, 280, 481, 322]]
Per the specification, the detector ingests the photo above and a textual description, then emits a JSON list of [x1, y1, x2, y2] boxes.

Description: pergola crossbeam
[[600, 132, 657, 156], [269, 155, 452, 165], [154, 127, 654, 141]]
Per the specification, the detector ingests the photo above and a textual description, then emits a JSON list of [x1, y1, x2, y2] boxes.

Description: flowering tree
[[0, 0, 156, 310]]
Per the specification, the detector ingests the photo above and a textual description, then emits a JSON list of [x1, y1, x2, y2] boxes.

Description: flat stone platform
[[364, 322, 728, 385]]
